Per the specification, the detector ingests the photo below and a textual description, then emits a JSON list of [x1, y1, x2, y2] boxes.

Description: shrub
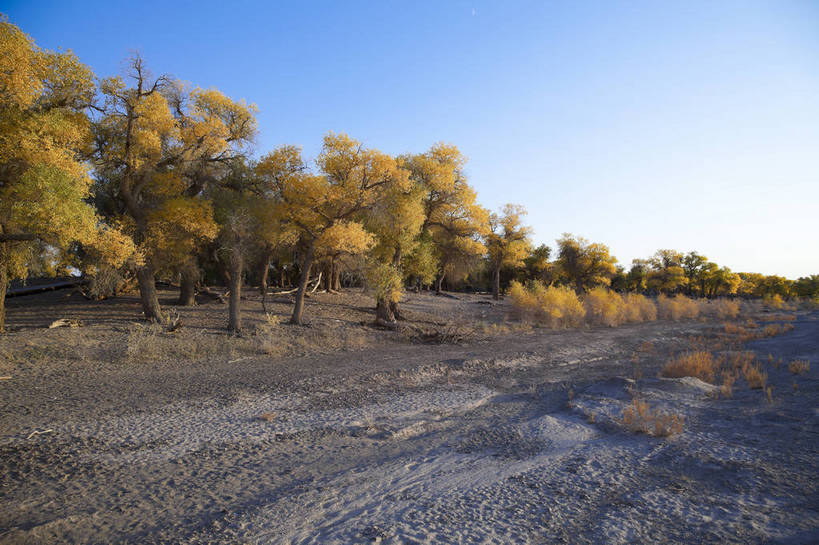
[[742, 363, 767, 389], [509, 281, 585, 328], [623, 293, 657, 322], [788, 360, 810, 375], [704, 299, 740, 319], [583, 287, 626, 327], [661, 351, 719, 383], [657, 294, 700, 321], [621, 398, 684, 437], [763, 294, 784, 309]]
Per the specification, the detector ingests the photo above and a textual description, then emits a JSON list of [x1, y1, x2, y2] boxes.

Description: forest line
[[1, 16, 817, 333]]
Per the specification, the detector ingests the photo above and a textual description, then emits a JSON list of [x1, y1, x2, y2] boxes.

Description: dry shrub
[[583, 287, 626, 327], [703, 299, 740, 319], [657, 294, 700, 321], [720, 370, 736, 398], [623, 293, 657, 323], [760, 313, 796, 322], [125, 324, 238, 363], [761, 323, 793, 337], [662, 351, 719, 383], [509, 281, 585, 328], [621, 398, 684, 437], [763, 294, 784, 310], [788, 360, 810, 375], [742, 362, 767, 389]]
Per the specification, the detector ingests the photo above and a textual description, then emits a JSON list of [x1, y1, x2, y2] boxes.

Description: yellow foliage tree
[[93, 55, 256, 322], [486, 204, 532, 300], [257, 133, 408, 325], [555, 234, 617, 292], [403, 144, 489, 293], [0, 17, 133, 331]]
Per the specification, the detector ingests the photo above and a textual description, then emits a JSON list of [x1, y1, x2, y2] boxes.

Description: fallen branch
[[309, 271, 323, 294], [0, 376, 11, 381], [196, 286, 226, 304], [27, 429, 54, 440], [48, 318, 81, 329]]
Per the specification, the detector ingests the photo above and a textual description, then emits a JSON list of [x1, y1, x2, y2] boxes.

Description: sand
[[0, 295, 817, 544]]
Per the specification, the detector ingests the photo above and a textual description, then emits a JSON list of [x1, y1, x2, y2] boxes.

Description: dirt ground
[[0, 290, 817, 544]]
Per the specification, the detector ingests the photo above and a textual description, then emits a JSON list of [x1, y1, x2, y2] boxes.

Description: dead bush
[[621, 398, 684, 437], [788, 360, 810, 375], [742, 362, 767, 389]]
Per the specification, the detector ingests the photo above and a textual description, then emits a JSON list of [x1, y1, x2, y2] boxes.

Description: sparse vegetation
[[788, 360, 810, 375], [662, 351, 719, 383], [621, 398, 684, 437]]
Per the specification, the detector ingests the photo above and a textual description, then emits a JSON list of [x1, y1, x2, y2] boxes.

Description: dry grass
[[621, 398, 684, 437], [742, 362, 767, 389], [657, 294, 700, 321], [720, 370, 736, 398], [701, 299, 741, 320], [661, 351, 719, 383], [125, 323, 242, 363], [788, 360, 810, 375]]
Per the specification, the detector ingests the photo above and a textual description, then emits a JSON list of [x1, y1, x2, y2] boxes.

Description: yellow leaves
[[487, 204, 532, 268], [6, 164, 97, 247], [85, 224, 140, 270], [144, 198, 217, 262], [0, 17, 41, 109], [316, 221, 374, 257]]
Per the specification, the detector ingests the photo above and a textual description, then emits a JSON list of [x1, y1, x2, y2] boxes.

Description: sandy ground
[[0, 292, 817, 544]]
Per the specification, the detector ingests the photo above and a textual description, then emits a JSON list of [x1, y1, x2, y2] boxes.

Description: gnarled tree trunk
[[178, 258, 198, 306], [376, 297, 396, 327], [136, 262, 164, 323], [435, 272, 445, 295], [290, 239, 315, 325]]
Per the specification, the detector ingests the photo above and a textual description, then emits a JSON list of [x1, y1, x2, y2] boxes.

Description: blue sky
[[4, 0, 818, 278]]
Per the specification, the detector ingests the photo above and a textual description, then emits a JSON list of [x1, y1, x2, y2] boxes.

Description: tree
[[793, 275, 819, 300], [682, 252, 714, 297], [363, 165, 424, 323], [646, 249, 687, 293], [523, 244, 552, 285], [257, 133, 407, 325], [403, 144, 488, 294], [0, 18, 133, 331], [93, 55, 256, 322], [486, 204, 532, 300], [555, 234, 617, 292]]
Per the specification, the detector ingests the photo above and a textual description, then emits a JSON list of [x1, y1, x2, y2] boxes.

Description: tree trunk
[[332, 264, 341, 291], [178, 258, 198, 306], [493, 263, 501, 300], [376, 297, 396, 326], [290, 240, 315, 325], [228, 247, 243, 333], [259, 251, 273, 297], [389, 247, 404, 319], [279, 267, 287, 289], [136, 262, 164, 323], [0, 243, 8, 333], [435, 272, 445, 295]]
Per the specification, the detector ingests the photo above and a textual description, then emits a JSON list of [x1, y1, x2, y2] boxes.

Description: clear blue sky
[[5, 0, 818, 278]]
